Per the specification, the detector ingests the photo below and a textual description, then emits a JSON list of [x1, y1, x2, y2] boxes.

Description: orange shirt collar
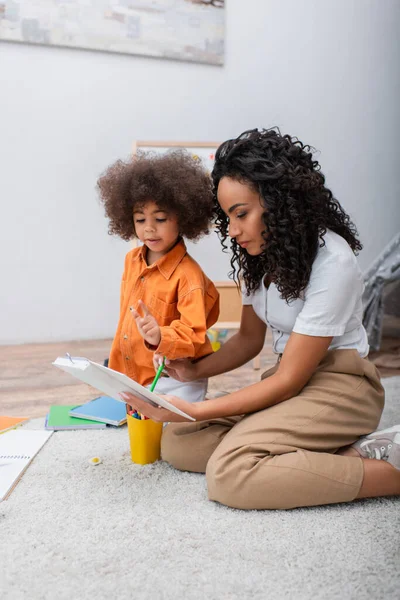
[[139, 239, 187, 280]]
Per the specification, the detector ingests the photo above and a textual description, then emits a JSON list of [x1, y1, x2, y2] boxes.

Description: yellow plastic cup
[[127, 415, 163, 465]]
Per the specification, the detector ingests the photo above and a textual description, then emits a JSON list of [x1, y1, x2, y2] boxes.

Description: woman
[[121, 128, 400, 510]]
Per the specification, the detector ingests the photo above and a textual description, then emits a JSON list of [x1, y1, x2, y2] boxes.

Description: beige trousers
[[161, 350, 385, 510]]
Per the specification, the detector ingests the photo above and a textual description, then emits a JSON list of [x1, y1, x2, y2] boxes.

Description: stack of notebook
[[45, 397, 127, 431]]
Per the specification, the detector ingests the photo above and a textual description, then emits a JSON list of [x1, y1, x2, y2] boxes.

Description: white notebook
[[0, 429, 53, 501], [52, 356, 195, 421]]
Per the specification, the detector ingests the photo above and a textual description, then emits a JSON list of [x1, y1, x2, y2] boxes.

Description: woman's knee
[[162, 419, 237, 473], [161, 422, 210, 473], [160, 423, 188, 470]]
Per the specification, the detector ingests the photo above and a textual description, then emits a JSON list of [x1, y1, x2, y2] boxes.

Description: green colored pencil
[[150, 357, 166, 392]]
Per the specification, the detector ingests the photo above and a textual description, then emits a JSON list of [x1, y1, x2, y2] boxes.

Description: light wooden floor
[[0, 333, 278, 418]]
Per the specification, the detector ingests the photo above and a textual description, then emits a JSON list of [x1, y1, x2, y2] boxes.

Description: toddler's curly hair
[[97, 150, 214, 241]]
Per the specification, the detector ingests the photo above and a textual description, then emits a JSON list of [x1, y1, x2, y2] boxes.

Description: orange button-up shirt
[[109, 240, 219, 387]]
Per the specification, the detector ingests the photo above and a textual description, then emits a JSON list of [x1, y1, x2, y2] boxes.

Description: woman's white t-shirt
[[242, 230, 369, 357]]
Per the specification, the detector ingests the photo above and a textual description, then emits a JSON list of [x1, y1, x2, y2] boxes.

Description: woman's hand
[[131, 301, 161, 347], [120, 392, 199, 423], [153, 353, 198, 382]]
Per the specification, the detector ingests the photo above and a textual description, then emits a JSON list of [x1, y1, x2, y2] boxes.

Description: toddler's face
[[133, 201, 179, 260]]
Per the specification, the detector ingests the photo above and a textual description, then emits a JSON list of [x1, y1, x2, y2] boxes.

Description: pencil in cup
[[126, 357, 166, 464], [127, 414, 163, 464]]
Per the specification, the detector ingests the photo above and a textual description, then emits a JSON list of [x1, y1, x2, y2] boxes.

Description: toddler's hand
[[153, 353, 166, 371], [131, 301, 161, 347]]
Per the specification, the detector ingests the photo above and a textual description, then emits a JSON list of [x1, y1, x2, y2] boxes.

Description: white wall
[[1, 0, 399, 344]]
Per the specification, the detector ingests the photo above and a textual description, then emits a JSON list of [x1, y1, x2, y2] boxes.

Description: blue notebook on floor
[[69, 396, 127, 427]]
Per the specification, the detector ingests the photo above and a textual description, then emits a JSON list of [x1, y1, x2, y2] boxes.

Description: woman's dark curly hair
[[97, 150, 214, 241], [212, 128, 362, 301]]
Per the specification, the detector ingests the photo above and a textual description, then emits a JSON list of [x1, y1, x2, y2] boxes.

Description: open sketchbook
[[0, 429, 53, 501], [52, 356, 195, 421]]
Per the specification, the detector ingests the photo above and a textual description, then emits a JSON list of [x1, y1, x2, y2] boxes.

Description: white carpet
[[1, 378, 399, 600]]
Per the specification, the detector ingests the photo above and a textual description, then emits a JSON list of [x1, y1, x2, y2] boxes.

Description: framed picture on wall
[[0, 1, 225, 66]]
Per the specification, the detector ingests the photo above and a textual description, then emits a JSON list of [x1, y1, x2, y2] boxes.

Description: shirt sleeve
[[292, 252, 363, 337], [155, 286, 213, 360], [241, 283, 253, 305]]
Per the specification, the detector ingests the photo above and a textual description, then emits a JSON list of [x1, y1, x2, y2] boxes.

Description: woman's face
[[217, 177, 266, 256]]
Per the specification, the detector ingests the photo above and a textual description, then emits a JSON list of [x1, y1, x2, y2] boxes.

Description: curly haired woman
[[121, 129, 400, 509], [98, 150, 219, 404]]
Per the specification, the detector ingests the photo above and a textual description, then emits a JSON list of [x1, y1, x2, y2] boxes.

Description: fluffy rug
[[1, 378, 399, 600]]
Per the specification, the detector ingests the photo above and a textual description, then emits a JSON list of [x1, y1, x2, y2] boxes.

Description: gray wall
[[1, 0, 399, 344]]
